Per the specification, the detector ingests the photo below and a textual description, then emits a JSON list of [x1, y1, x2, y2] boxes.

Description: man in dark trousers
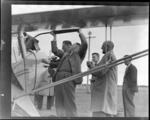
[[122, 55, 138, 117], [51, 29, 87, 117]]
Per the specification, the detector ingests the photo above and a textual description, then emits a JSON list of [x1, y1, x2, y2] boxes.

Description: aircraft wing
[[12, 5, 149, 33], [12, 91, 41, 117], [11, 68, 40, 117]]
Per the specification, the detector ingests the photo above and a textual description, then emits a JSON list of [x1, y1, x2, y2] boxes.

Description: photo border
[[0, 0, 149, 119]]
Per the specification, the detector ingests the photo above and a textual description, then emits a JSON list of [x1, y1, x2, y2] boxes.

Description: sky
[[11, 5, 149, 86], [11, 5, 97, 15]]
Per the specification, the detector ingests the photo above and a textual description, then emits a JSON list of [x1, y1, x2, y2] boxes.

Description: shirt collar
[[96, 59, 100, 65], [126, 63, 131, 69]]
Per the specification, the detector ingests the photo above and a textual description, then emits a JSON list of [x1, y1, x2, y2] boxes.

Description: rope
[[13, 49, 148, 100]]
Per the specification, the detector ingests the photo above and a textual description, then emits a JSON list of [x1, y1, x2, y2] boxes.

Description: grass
[[12, 85, 148, 117], [37, 85, 149, 117]]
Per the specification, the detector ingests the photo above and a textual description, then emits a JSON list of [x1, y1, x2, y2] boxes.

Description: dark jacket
[[49, 58, 61, 68], [51, 33, 87, 85], [124, 64, 138, 93]]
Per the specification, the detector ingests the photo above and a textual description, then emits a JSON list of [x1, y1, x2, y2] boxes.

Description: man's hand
[[87, 61, 94, 69], [106, 59, 112, 65], [49, 56, 57, 61], [78, 28, 82, 34], [42, 58, 49, 64]]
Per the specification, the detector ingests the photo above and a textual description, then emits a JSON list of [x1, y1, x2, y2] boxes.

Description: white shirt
[[125, 63, 131, 71]]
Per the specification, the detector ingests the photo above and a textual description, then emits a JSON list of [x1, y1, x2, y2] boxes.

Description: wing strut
[[17, 25, 27, 93], [13, 49, 148, 100], [110, 26, 112, 41], [105, 23, 112, 41]]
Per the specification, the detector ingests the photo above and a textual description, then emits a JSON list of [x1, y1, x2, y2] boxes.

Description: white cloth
[[90, 51, 118, 115], [12, 51, 54, 96]]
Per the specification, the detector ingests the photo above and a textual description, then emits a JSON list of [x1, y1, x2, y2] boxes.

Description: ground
[[30, 85, 148, 117]]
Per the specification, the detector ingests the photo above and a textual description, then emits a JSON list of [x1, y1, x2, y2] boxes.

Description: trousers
[[122, 83, 135, 117], [37, 95, 54, 110], [55, 82, 77, 117]]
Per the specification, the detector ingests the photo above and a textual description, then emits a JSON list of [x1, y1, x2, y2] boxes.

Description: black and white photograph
[[1, 1, 149, 119]]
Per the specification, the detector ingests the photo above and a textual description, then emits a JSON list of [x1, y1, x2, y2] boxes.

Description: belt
[[123, 82, 128, 85], [91, 80, 95, 83], [58, 70, 72, 73]]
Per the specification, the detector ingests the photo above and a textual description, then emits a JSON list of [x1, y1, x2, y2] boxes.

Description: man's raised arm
[[78, 29, 88, 61], [51, 34, 64, 58]]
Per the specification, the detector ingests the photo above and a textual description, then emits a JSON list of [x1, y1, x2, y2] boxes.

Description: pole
[[110, 26, 112, 41], [105, 24, 107, 41], [13, 47, 18, 62], [87, 33, 91, 93], [17, 25, 28, 93], [34, 28, 79, 38], [86, 31, 96, 93]]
